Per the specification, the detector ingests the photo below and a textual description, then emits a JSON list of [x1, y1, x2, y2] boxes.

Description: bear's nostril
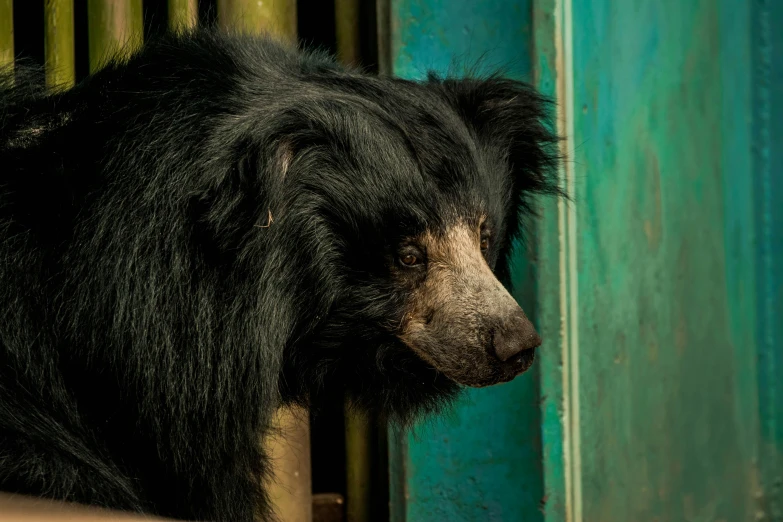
[[491, 313, 542, 362], [492, 330, 524, 362]]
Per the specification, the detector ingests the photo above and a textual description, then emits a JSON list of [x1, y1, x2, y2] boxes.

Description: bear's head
[[263, 72, 561, 419]]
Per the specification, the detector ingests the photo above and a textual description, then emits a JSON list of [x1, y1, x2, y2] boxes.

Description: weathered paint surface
[[535, 0, 783, 520], [390, 0, 533, 81], [387, 2, 545, 521]]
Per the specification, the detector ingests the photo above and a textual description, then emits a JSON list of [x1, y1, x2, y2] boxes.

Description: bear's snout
[[490, 309, 541, 362], [489, 309, 541, 382], [396, 223, 544, 388]]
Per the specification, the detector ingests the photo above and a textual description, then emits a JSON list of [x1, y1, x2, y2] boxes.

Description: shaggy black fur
[[0, 30, 560, 521]]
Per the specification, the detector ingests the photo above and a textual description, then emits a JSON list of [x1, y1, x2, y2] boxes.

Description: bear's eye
[[398, 246, 424, 268], [400, 254, 419, 266], [480, 237, 490, 252]]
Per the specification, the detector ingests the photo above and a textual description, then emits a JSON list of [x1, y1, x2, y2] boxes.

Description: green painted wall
[[385, 1, 545, 521], [535, 0, 783, 520]]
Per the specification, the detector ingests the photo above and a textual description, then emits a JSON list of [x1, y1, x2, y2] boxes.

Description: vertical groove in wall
[[753, 0, 783, 516], [553, 0, 570, 520], [387, 426, 407, 522], [555, 0, 580, 520], [563, 0, 581, 518]]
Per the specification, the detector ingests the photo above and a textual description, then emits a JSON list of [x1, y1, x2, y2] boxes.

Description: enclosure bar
[[336, 3, 373, 517], [212, 7, 310, 520], [0, 0, 13, 70], [344, 409, 371, 522], [264, 405, 313, 522], [45, 0, 76, 90], [169, 0, 198, 33], [375, 0, 390, 75], [335, 0, 360, 66], [87, 0, 144, 74], [217, 0, 297, 44]]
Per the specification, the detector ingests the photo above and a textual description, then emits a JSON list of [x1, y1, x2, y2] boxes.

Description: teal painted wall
[[535, 0, 783, 520], [385, 0, 781, 519], [388, 0, 533, 80], [385, 1, 546, 521]]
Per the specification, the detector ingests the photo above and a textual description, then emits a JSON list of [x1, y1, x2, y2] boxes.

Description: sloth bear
[[0, 29, 560, 521]]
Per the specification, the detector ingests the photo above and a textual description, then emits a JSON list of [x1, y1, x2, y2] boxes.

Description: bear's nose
[[492, 310, 542, 362]]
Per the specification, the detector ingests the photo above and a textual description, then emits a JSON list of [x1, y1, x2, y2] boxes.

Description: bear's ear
[[189, 135, 295, 266], [427, 75, 563, 211], [426, 75, 565, 284]]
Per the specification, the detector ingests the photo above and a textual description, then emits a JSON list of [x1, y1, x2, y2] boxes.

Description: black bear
[[0, 30, 560, 521]]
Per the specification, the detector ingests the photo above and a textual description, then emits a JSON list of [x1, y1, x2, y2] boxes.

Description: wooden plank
[[169, 0, 198, 33], [0, 0, 12, 69], [44, 0, 76, 90], [535, 0, 783, 519], [217, 0, 297, 44], [386, 2, 545, 521], [313, 493, 345, 522], [87, 0, 143, 73]]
